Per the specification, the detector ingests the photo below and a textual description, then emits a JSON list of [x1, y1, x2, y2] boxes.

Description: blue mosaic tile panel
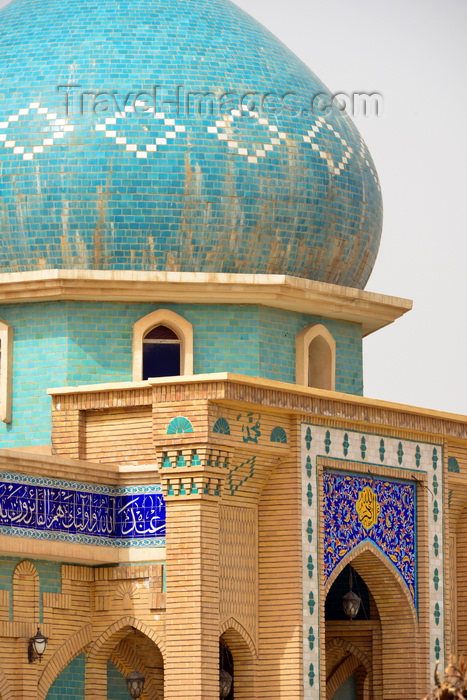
[[0, 472, 165, 547], [323, 471, 416, 602], [0, 0, 381, 288]]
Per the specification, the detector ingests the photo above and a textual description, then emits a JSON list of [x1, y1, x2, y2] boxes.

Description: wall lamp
[[28, 627, 48, 663]]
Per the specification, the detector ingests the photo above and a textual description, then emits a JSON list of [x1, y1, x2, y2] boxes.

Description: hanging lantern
[[126, 669, 145, 699], [342, 566, 362, 620], [220, 668, 233, 698], [126, 627, 145, 699], [342, 590, 361, 619]]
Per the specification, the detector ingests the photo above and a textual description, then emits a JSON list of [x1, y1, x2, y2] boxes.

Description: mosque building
[[0, 0, 465, 698]]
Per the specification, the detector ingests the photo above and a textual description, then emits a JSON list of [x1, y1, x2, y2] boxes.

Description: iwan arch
[[0, 0, 464, 698]]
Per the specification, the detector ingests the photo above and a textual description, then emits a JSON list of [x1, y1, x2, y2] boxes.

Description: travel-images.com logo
[[56, 84, 383, 118]]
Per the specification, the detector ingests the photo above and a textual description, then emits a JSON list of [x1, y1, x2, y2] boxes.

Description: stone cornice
[[48, 372, 467, 440], [0, 269, 412, 336]]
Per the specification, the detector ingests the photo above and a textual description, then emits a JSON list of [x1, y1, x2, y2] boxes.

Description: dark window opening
[[220, 640, 234, 700], [143, 325, 181, 380]]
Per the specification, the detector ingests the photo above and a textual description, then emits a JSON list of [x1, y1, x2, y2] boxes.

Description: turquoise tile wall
[[0, 555, 62, 621], [257, 306, 363, 393], [0, 301, 363, 447], [38, 655, 137, 699], [107, 662, 131, 700], [45, 653, 86, 700]]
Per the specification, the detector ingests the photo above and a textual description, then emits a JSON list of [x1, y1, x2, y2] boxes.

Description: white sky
[[0, 0, 465, 415], [237, 0, 467, 416]]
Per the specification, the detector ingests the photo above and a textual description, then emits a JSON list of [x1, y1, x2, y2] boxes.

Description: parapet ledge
[[0, 447, 159, 486], [48, 372, 467, 434]]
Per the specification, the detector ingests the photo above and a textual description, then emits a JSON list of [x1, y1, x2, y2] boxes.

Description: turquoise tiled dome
[[0, 0, 382, 288]]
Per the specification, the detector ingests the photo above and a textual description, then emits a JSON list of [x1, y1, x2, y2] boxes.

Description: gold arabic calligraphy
[[356, 486, 380, 531]]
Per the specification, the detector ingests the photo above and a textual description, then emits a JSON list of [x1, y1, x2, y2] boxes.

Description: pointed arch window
[[133, 309, 193, 381], [295, 323, 336, 390]]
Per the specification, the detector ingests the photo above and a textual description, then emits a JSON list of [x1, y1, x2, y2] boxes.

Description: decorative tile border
[[301, 424, 444, 700], [0, 470, 162, 496], [0, 471, 166, 548], [0, 100, 379, 191]]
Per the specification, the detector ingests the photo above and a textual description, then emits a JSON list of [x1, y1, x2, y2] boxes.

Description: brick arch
[[220, 618, 258, 700], [219, 616, 257, 660], [324, 539, 417, 624], [86, 618, 165, 699], [324, 541, 421, 699], [109, 636, 163, 700], [37, 624, 93, 700], [325, 638, 372, 700], [87, 616, 166, 663], [12, 559, 39, 623]]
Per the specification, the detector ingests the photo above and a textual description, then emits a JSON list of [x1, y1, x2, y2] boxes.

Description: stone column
[[161, 446, 230, 700]]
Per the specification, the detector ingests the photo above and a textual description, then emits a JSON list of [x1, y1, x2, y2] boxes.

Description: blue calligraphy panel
[[323, 471, 416, 603], [0, 475, 166, 547]]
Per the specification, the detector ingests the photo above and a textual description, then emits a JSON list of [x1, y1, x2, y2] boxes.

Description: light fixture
[[126, 669, 145, 699], [28, 627, 48, 663], [125, 628, 145, 699], [342, 566, 361, 620]]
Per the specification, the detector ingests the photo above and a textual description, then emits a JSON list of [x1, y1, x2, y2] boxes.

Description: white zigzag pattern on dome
[[210, 109, 357, 176], [0, 101, 379, 188], [94, 100, 186, 157], [302, 115, 353, 176], [208, 108, 288, 164], [211, 109, 379, 187], [0, 102, 75, 160]]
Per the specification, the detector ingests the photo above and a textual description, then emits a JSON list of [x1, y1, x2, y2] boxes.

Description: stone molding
[[0, 270, 411, 336]]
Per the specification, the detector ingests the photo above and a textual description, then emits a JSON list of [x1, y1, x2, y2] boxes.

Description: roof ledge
[[0, 269, 412, 335]]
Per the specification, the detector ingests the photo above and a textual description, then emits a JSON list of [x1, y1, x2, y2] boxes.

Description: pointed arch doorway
[[86, 620, 165, 699], [324, 543, 420, 700]]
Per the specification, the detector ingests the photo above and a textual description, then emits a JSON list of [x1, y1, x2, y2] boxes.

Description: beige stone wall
[[2, 375, 462, 698], [0, 560, 166, 700]]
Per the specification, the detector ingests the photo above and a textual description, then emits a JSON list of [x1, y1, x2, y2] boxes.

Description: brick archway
[[324, 541, 421, 700], [86, 617, 165, 699], [326, 638, 372, 700], [220, 620, 258, 700]]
